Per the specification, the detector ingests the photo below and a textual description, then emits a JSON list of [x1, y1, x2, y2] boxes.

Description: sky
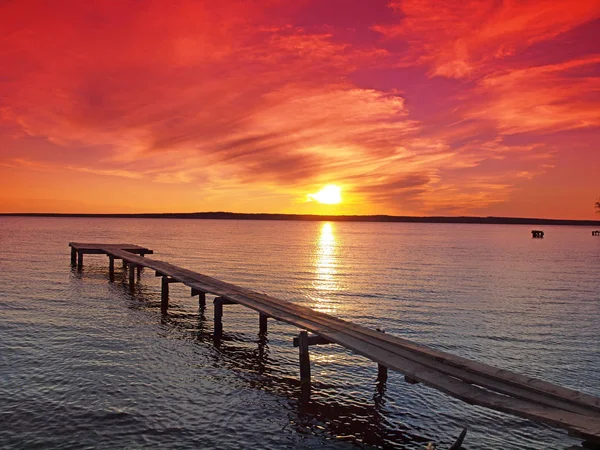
[[1, 0, 599, 219]]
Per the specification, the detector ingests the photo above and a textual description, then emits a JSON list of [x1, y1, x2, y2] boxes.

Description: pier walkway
[[69, 242, 600, 446]]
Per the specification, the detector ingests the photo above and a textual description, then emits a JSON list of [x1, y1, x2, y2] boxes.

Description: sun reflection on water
[[311, 222, 339, 313]]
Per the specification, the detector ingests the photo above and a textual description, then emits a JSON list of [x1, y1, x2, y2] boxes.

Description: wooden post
[[377, 363, 388, 383], [128, 264, 135, 293], [192, 289, 206, 308], [70, 247, 77, 265], [214, 296, 224, 334], [108, 256, 115, 282], [77, 252, 84, 270], [298, 331, 311, 385], [122, 259, 127, 269], [376, 328, 388, 382], [161, 276, 169, 313], [259, 313, 268, 334]]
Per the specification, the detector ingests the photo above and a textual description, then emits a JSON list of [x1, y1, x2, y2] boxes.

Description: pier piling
[[214, 296, 224, 334], [191, 288, 206, 308], [376, 329, 388, 382], [161, 276, 169, 312], [298, 331, 311, 385], [128, 264, 135, 293], [109, 256, 115, 282], [259, 313, 268, 334], [71, 247, 77, 265]]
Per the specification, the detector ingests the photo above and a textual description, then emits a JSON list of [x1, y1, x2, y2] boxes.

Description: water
[[1, 217, 599, 449]]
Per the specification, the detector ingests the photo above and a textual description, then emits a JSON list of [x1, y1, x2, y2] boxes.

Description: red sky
[[1, 0, 599, 219]]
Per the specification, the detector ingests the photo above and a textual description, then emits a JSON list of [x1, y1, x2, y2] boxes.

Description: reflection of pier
[[69, 242, 600, 448], [531, 230, 545, 238]]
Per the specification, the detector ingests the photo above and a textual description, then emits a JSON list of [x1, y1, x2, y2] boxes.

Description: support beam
[[161, 276, 169, 313], [128, 264, 135, 293], [122, 259, 127, 270], [293, 334, 331, 347], [404, 375, 419, 385], [259, 313, 268, 334], [70, 247, 77, 265], [298, 331, 311, 385], [108, 256, 115, 282], [77, 252, 84, 270]]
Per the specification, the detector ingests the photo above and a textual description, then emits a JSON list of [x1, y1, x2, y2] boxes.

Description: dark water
[[1, 217, 599, 449]]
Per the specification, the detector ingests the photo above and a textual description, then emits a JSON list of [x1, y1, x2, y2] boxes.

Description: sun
[[308, 184, 342, 205]]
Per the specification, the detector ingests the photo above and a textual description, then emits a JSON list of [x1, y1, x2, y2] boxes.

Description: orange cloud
[[378, 0, 600, 78], [1, 0, 599, 218]]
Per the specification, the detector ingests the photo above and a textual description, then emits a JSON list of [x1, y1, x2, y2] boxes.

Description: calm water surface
[[1, 217, 599, 449]]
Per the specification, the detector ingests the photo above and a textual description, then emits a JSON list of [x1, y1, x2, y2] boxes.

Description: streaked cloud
[[0, 0, 599, 218]]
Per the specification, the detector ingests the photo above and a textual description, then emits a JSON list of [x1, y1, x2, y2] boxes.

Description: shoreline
[[2, 211, 600, 226]]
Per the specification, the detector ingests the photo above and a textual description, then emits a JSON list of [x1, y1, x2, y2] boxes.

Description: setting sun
[[308, 185, 342, 205]]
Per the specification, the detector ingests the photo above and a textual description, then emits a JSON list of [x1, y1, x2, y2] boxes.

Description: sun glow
[[308, 185, 342, 204]]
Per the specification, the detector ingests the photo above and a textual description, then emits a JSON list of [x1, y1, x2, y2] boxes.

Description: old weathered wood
[[77, 252, 83, 270], [108, 256, 115, 282], [191, 288, 206, 308], [161, 276, 169, 312], [298, 331, 311, 385], [405, 375, 419, 384], [71, 247, 77, 265], [293, 334, 332, 347], [376, 329, 388, 382], [214, 296, 224, 333], [128, 264, 135, 293], [71, 243, 600, 444], [259, 313, 268, 334]]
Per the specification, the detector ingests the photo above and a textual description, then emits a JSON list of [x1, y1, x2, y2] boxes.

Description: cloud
[[377, 0, 600, 78], [0, 0, 598, 217]]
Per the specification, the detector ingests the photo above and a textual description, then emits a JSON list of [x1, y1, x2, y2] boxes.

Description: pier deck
[[69, 242, 600, 445]]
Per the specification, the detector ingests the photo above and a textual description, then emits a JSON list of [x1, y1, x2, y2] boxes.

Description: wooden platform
[[69, 242, 600, 446]]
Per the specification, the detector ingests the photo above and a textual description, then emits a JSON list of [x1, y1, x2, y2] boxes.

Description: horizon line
[[2, 211, 600, 226]]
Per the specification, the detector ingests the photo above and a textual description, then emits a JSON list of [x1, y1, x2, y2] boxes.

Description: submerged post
[[298, 330, 311, 385], [128, 264, 135, 293], [376, 329, 388, 382], [259, 313, 268, 334], [214, 296, 224, 334], [109, 256, 115, 282], [191, 289, 206, 308], [70, 247, 77, 265], [161, 276, 169, 313], [77, 252, 84, 270]]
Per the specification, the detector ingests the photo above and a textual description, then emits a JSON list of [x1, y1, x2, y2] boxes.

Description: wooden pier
[[69, 242, 600, 447]]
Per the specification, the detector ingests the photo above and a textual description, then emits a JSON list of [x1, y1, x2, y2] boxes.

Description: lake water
[[1, 217, 599, 449]]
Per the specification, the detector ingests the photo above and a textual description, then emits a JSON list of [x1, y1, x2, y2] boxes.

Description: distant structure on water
[[531, 230, 544, 238], [593, 230, 600, 236]]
